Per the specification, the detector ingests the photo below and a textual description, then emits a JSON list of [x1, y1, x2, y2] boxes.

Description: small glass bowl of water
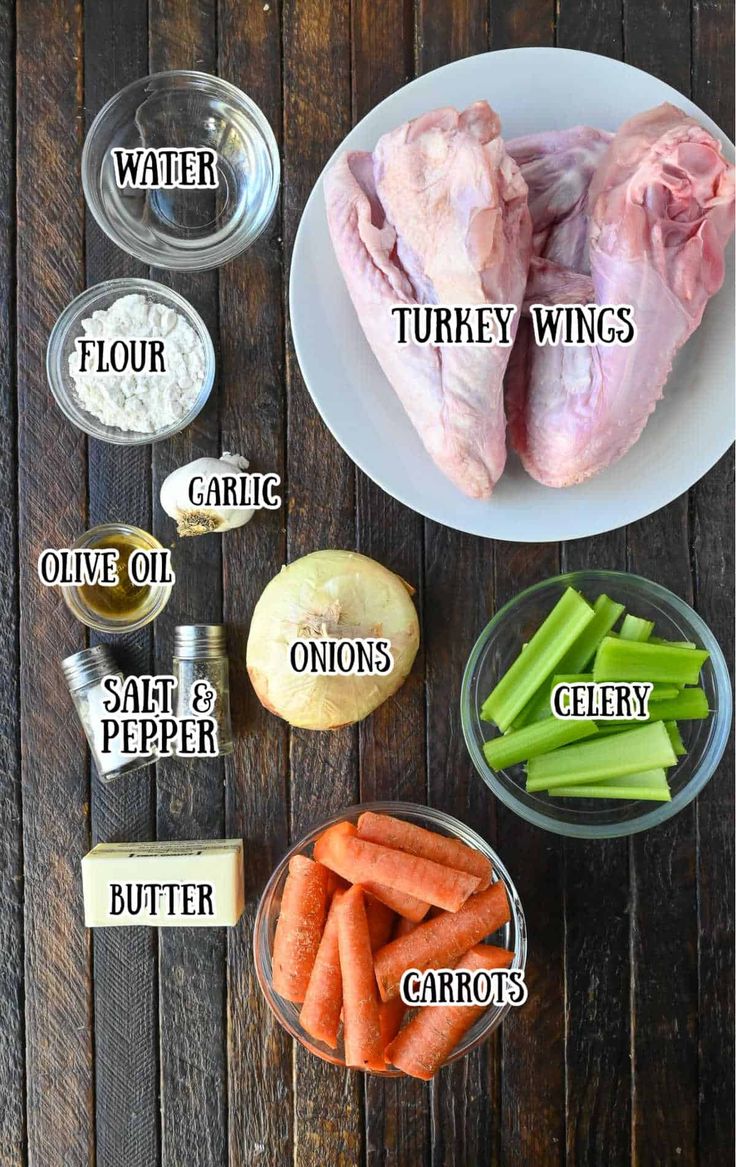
[[82, 71, 280, 271]]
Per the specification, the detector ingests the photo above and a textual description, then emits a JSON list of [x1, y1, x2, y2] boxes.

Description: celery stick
[[550, 769, 671, 801], [511, 595, 624, 729], [481, 587, 595, 731], [665, 721, 687, 757], [649, 636, 697, 649], [593, 638, 709, 686], [650, 685, 681, 701], [619, 614, 654, 642], [644, 688, 709, 721], [483, 720, 598, 770], [600, 687, 709, 727], [525, 722, 677, 792]]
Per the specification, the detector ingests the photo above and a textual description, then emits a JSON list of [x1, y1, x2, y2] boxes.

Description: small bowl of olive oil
[[63, 523, 173, 633]]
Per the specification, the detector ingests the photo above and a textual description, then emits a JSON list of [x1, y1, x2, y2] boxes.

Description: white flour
[[68, 293, 206, 434]]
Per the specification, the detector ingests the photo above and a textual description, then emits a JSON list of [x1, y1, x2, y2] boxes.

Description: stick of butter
[[81, 840, 245, 927]]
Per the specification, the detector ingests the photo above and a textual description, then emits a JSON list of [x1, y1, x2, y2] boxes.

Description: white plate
[[289, 47, 735, 542]]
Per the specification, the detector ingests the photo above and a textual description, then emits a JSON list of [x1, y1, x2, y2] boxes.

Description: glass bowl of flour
[[46, 278, 215, 445]]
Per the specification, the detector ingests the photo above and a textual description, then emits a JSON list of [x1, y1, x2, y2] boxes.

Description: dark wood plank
[[351, 3, 431, 1163], [691, 4, 735, 1162], [282, 0, 364, 1161], [83, 3, 161, 1165], [556, 0, 623, 56], [552, 5, 632, 1163], [620, 10, 700, 1162], [414, 0, 488, 73], [16, 0, 94, 1164], [147, 5, 228, 1165], [493, 564, 565, 1167], [560, 528, 629, 1167], [482, 8, 567, 1166], [412, 6, 515, 1165], [0, 2, 24, 1163], [216, 2, 294, 1164]]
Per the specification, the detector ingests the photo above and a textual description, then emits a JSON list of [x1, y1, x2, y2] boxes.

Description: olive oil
[[78, 531, 152, 620]]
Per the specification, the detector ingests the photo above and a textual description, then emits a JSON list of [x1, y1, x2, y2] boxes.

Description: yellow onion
[[246, 550, 420, 730]]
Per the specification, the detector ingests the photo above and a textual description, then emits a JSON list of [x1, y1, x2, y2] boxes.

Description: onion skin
[[246, 550, 420, 730]]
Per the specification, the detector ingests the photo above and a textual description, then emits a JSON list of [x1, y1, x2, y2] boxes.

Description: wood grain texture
[[83, 3, 161, 1165], [691, 7, 735, 1165], [16, 0, 94, 1164], [282, 1, 363, 1164], [351, 3, 432, 1163], [0, 2, 24, 1164], [552, 6, 633, 1162], [216, 1, 294, 1164], [147, 5, 228, 1166]]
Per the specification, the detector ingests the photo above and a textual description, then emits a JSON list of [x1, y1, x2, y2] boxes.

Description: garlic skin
[[159, 452, 256, 537]]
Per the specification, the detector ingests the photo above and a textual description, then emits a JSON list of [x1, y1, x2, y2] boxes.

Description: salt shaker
[[62, 645, 158, 782], [173, 625, 233, 756]]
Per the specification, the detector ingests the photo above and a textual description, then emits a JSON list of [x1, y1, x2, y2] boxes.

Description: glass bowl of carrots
[[253, 801, 527, 1079], [461, 570, 732, 840]]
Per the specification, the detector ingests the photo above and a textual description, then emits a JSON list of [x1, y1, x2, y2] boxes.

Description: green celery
[[525, 722, 677, 792], [665, 721, 687, 757], [649, 636, 697, 649], [619, 614, 654, 642], [593, 638, 709, 686], [511, 595, 624, 729], [483, 720, 598, 770], [644, 688, 709, 722], [481, 587, 594, 731], [549, 769, 671, 801], [650, 685, 682, 701], [599, 687, 709, 727]]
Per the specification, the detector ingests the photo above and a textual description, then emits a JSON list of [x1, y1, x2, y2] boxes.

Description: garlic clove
[[159, 454, 256, 537]]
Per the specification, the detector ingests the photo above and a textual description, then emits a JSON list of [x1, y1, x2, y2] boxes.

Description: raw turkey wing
[[325, 102, 531, 499], [507, 104, 735, 487]]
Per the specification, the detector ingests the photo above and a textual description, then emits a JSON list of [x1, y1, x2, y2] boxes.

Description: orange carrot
[[379, 997, 407, 1048], [327, 833, 481, 913], [386, 945, 515, 1079], [326, 870, 350, 900], [373, 882, 510, 1002], [365, 895, 395, 951], [357, 812, 493, 891], [272, 855, 330, 1003], [335, 885, 385, 1072], [393, 915, 418, 940], [299, 893, 344, 1048], [315, 824, 430, 922]]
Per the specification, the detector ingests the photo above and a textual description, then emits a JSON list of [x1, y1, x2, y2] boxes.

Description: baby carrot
[[328, 833, 482, 913], [335, 885, 385, 1072], [365, 895, 396, 951], [374, 882, 510, 1002], [379, 997, 407, 1048], [314, 823, 430, 922], [357, 812, 493, 891], [272, 855, 330, 1004], [386, 945, 514, 1079], [299, 892, 344, 1049]]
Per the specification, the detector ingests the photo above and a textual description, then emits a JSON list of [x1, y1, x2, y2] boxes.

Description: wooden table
[[1, 1, 733, 1164]]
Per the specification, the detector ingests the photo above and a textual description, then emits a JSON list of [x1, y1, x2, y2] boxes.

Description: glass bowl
[[253, 800, 527, 1077], [82, 70, 280, 270], [461, 571, 732, 839], [46, 278, 215, 445], [61, 523, 173, 633]]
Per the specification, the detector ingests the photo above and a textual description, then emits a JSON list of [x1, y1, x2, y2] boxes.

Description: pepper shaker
[[62, 645, 158, 782], [173, 625, 233, 756]]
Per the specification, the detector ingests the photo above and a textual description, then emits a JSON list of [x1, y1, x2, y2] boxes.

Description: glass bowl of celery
[[461, 571, 731, 839]]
